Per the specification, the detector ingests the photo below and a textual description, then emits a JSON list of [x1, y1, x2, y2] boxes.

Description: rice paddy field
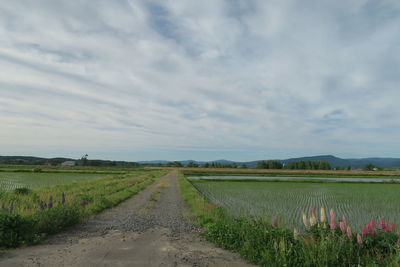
[[190, 179, 400, 230], [0, 171, 111, 191]]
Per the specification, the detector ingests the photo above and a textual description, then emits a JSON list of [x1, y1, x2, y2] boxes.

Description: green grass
[[191, 180, 400, 230], [179, 174, 400, 266], [0, 169, 168, 248]]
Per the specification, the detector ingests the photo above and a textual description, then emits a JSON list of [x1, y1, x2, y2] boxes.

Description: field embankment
[[0, 169, 167, 248]]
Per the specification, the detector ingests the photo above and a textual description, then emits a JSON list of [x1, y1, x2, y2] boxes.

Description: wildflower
[[361, 227, 367, 237], [310, 215, 317, 226], [310, 207, 317, 219], [366, 222, 371, 234], [293, 228, 299, 240], [396, 241, 400, 247], [302, 212, 309, 228], [8, 203, 14, 214], [346, 226, 353, 239], [39, 201, 46, 210], [357, 234, 363, 244], [61, 192, 65, 205], [48, 196, 53, 209], [273, 216, 279, 227], [390, 223, 396, 232], [320, 206, 326, 223], [81, 200, 86, 207], [1, 203, 4, 210], [371, 219, 376, 228], [380, 217, 387, 231], [329, 209, 337, 230], [340, 221, 346, 233]]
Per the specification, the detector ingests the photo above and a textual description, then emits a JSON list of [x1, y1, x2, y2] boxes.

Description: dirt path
[[0, 171, 253, 267]]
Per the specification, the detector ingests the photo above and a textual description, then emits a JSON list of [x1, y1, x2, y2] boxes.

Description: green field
[[0, 172, 111, 191], [191, 180, 400, 229]]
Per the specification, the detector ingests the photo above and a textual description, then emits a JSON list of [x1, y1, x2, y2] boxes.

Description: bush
[[0, 211, 36, 248], [14, 187, 31, 195], [33, 205, 85, 235]]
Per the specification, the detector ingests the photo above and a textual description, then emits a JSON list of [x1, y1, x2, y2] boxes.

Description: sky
[[0, 0, 399, 162]]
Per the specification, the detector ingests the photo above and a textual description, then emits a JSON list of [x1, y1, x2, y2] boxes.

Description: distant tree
[[186, 161, 198, 168], [364, 163, 376, 171], [240, 164, 248, 169], [204, 162, 210, 168]]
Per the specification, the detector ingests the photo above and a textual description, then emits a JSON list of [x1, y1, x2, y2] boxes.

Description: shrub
[[14, 187, 31, 195], [0, 211, 36, 248]]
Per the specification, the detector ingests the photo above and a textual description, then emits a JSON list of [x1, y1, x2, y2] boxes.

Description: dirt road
[[0, 171, 253, 267]]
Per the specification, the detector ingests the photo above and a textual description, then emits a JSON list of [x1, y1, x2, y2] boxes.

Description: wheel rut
[[0, 171, 253, 267]]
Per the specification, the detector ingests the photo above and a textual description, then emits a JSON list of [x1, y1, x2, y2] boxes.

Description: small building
[[61, 161, 76, 167]]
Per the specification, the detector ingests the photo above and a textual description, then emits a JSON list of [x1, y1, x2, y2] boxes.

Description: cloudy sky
[[0, 0, 399, 161]]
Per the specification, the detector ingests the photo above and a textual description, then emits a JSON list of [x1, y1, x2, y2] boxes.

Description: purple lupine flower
[[61, 192, 65, 205], [1, 203, 5, 210], [9, 203, 14, 214], [272, 216, 279, 227], [81, 200, 86, 207], [48, 196, 53, 209]]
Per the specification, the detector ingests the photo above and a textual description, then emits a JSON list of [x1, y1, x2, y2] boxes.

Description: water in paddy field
[[190, 178, 400, 231], [189, 176, 400, 183]]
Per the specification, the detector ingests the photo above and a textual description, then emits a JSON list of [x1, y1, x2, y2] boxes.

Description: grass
[[0, 169, 168, 248], [178, 173, 400, 266]]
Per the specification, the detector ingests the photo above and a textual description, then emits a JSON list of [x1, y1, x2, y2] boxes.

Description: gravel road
[[0, 171, 253, 267]]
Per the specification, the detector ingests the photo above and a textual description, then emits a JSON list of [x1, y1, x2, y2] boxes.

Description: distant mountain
[[2, 155, 400, 169], [138, 155, 400, 169]]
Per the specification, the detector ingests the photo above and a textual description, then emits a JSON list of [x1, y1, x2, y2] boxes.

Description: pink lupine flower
[[380, 218, 387, 230], [330, 209, 337, 230], [366, 222, 372, 234], [310, 207, 317, 218], [357, 234, 363, 244], [371, 219, 376, 228], [362, 227, 367, 237], [390, 223, 395, 232], [340, 221, 346, 233], [273, 216, 279, 227], [346, 226, 353, 239], [396, 241, 400, 247], [342, 216, 347, 227]]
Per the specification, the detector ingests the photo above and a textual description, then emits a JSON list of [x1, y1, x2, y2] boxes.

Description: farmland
[[190, 180, 400, 229], [180, 172, 400, 266], [0, 171, 111, 191]]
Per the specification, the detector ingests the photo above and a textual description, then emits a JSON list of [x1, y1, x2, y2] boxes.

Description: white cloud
[[0, 0, 399, 160]]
